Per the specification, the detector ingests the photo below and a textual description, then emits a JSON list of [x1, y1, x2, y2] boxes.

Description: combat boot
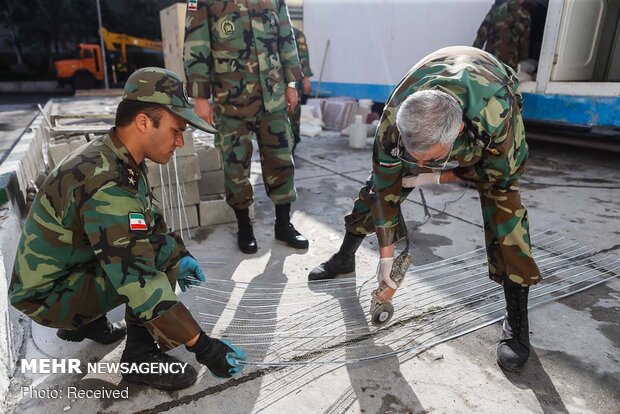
[[234, 207, 257, 254], [57, 315, 126, 344], [274, 203, 309, 249], [308, 231, 365, 281], [120, 324, 197, 390], [497, 284, 530, 373]]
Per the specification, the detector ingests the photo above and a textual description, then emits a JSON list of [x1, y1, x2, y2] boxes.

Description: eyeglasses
[[396, 137, 453, 171]]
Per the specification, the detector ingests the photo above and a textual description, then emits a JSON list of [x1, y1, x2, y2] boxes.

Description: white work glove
[[376, 257, 397, 289], [402, 172, 441, 188]]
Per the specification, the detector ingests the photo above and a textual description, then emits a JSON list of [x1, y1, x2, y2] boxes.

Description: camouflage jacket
[[9, 130, 200, 350], [473, 0, 531, 70], [184, 0, 302, 117], [371, 46, 529, 247], [293, 27, 313, 79]]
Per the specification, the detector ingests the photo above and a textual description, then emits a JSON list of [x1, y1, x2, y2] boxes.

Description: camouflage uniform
[[9, 131, 201, 350], [8, 67, 216, 352], [473, 0, 531, 70], [184, 0, 302, 209], [345, 46, 541, 287], [289, 27, 314, 151]]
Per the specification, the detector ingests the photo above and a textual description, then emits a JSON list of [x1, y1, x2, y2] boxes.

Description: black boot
[[120, 324, 197, 390], [308, 231, 365, 281], [274, 203, 309, 249], [234, 207, 257, 254], [497, 284, 530, 373], [57, 315, 126, 344]]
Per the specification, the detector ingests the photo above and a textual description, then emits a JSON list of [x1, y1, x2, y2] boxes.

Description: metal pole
[[314, 39, 330, 98], [96, 0, 109, 89]]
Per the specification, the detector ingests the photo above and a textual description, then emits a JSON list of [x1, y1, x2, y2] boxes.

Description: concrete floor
[[4, 130, 620, 413]]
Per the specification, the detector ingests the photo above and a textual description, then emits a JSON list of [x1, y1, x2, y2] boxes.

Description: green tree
[[0, 1, 30, 66], [104, 0, 177, 39], [0, 0, 177, 75]]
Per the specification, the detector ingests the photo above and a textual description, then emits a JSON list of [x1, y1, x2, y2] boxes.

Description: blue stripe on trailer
[[310, 81, 393, 102], [309, 83, 620, 129], [522, 92, 620, 128]]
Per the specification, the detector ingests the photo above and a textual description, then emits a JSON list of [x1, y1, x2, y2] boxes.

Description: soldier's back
[[475, 0, 531, 69]]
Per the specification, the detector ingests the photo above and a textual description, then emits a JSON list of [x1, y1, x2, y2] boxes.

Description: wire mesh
[[191, 233, 619, 366]]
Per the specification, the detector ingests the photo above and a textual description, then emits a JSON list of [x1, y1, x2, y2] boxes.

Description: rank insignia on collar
[[486, 147, 500, 156], [123, 166, 140, 190]]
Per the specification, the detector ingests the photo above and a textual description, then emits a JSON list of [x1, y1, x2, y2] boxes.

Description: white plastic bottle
[[349, 114, 367, 149]]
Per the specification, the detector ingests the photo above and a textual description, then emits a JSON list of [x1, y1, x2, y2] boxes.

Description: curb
[[0, 81, 71, 94]]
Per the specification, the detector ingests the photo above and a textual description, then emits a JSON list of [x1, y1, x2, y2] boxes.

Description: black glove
[[186, 331, 247, 378]]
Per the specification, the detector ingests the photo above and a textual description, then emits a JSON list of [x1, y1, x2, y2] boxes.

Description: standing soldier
[[473, 0, 532, 70], [9, 68, 246, 390], [184, 0, 309, 254], [289, 26, 314, 155], [309, 47, 541, 373]]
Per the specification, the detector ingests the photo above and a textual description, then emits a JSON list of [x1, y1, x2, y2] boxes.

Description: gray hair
[[395, 89, 463, 153]]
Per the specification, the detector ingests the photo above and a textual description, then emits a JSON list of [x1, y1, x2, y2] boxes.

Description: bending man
[[309, 46, 541, 373]]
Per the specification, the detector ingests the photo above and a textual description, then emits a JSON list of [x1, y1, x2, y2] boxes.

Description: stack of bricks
[[146, 129, 201, 232], [49, 129, 244, 231], [48, 135, 89, 168], [194, 135, 240, 227]]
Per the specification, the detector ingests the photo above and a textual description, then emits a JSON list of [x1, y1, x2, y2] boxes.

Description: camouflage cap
[[122, 67, 217, 134]]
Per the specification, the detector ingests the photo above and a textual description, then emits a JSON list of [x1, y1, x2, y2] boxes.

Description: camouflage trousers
[[216, 109, 297, 209], [344, 174, 541, 287], [288, 88, 303, 153], [11, 236, 180, 330]]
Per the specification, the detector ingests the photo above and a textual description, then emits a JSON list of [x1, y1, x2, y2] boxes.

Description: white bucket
[[358, 99, 373, 108], [349, 115, 367, 149]]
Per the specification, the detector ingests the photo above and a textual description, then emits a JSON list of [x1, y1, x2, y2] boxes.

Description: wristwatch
[[287, 81, 297, 89]]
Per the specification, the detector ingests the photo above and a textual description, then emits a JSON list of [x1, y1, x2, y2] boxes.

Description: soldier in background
[[473, 0, 532, 71], [309, 47, 541, 373], [289, 26, 314, 156], [9, 68, 246, 390], [184, 0, 309, 254]]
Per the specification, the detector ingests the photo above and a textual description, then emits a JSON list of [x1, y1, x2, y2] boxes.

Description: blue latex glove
[[222, 339, 247, 375], [187, 332, 248, 378], [177, 255, 206, 292]]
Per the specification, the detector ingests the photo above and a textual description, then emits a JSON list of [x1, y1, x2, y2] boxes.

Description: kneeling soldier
[[9, 67, 246, 390]]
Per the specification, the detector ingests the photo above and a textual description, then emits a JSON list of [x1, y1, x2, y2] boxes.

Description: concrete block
[[194, 134, 214, 148], [69, 136, 88, 152], [198, 169, 225, 196], [199, 194, 235, 227], [162, 204, 199, 230], [176, 128, 195, 156], [196, 145, 222, 172], [152, 180, 200, 207], [160, 3, 187, 83], [146, 154, 200, 187], [48, 142, 71, 166], [198, 195, 256, 227]]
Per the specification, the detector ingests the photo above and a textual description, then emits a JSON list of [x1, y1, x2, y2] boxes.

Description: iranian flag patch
[[188, 0, 197, 11], [129, 213, 148, 231]]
